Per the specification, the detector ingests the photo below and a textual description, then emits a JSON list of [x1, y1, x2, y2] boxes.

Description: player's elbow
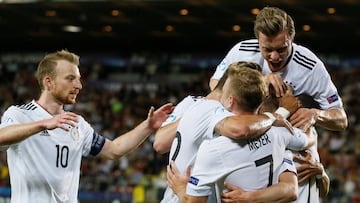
[[288, 187, 298, 202], [340, 118, 348, 131], [153, 141, 169, 154], [226, 125, 251, 139]]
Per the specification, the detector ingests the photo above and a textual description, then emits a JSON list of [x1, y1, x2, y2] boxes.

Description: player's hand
[[289, 108, 318, 132], [264, 73, 287, 97], [293, 150, 323, 184], [221, 182, 251, 203], [147, 103, 174, 131], [272, 114, 294, 134], [167, 160, 190, 197], [43, 112, 79, 131], [278, 94, 302, 115]]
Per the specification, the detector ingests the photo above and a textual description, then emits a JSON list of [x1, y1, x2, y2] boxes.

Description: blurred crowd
[[0, 53, 359, 203]]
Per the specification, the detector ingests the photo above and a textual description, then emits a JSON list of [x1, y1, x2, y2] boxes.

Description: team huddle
[[0, 6, 347, 203]]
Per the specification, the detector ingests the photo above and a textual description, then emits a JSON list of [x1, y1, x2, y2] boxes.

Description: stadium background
[[0, 0, 359, 202]]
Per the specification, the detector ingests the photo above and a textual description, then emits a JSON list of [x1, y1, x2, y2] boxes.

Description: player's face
[[51, 60, 82, 105], [258, 31, 293, 72]]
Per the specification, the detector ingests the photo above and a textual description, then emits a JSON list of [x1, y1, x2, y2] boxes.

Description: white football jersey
[[291, 127, 321, 203], [212, 39, 343, 110], [161, 95, 202, 127], [186, 126, 307, 202], [0, 100, 104, 203], [160, 99, 233, 203]]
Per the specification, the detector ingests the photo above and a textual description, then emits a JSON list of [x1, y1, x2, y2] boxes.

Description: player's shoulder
[[8, 100, 38, 113], [291, 43, 322, 71], [236, 39, 260, 53]]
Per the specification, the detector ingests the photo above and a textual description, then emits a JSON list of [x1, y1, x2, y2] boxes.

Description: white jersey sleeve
[[285, 127, 309, 151], [161, 95, 201, 127], [212, 39, 264, 80]]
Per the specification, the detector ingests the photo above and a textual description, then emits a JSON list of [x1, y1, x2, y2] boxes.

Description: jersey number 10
[[56, 144, 69, 168]]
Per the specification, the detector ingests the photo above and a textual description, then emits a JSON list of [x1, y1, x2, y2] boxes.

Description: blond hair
[[36, 50, 79, 90]]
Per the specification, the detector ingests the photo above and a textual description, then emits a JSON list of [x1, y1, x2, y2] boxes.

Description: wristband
[[263, 112, 276, 123], [275, 107, 291, 119]]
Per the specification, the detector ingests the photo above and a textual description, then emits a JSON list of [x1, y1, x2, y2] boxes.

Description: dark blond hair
[[226, 64, 267, 112], [36, 50, 79, 90], [254, 7, 295, 40]]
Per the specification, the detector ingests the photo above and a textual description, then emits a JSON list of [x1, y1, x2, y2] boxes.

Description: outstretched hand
[[147, 103, 174, 131]]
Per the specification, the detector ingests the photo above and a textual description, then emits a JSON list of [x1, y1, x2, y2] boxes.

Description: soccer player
[[209, 6, 347, 133], [0, 50, 174, 203], [158, 62, 301, 203], [168, 69, 315, 203], [209, 6, 347, 202]]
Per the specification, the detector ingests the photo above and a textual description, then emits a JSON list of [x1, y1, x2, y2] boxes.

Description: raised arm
[[99, 103, 174, 160]]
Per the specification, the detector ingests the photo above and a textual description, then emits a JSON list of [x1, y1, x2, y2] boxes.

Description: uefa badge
[[70, 127, 79, 141]]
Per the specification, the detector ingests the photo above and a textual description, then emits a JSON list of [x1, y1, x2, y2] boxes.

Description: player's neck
[[205, 90, 222, 101], [36, 93, 64, 115]]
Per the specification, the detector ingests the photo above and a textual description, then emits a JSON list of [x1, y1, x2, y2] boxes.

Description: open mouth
[[270, 61, 283, 71]]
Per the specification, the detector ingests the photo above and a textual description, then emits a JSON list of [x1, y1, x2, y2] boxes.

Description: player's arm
[[99, 103, 174, 160], [214, 114, 274, 139], [0, 112, 79, 146], [167, 160, 208, 203], [293, 150, 330, 197], [289, 107, 348, 132], [221, 171, 298, 203], [315, 164, 330, 198], [153, 119, 180, 154]]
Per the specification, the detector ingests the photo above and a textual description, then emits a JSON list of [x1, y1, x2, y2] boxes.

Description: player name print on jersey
[[248, 134, 271, 151]]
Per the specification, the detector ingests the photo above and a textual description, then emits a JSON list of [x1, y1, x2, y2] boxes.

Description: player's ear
[[43, 75, 53, 91]]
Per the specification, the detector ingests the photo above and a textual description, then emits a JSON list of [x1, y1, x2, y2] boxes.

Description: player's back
[[168, 98, 233, 175], [186, 126, 296, 202]]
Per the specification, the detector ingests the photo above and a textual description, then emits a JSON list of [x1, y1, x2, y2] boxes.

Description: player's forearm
[[0, 122, 46, 145], [153, 120, 179, 154], [316, 164, 330, 197], [250, 182, 298, 203], [219, 115, 272, 139], [109, 119, 153, 159], [315, 108, 348, 131]]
